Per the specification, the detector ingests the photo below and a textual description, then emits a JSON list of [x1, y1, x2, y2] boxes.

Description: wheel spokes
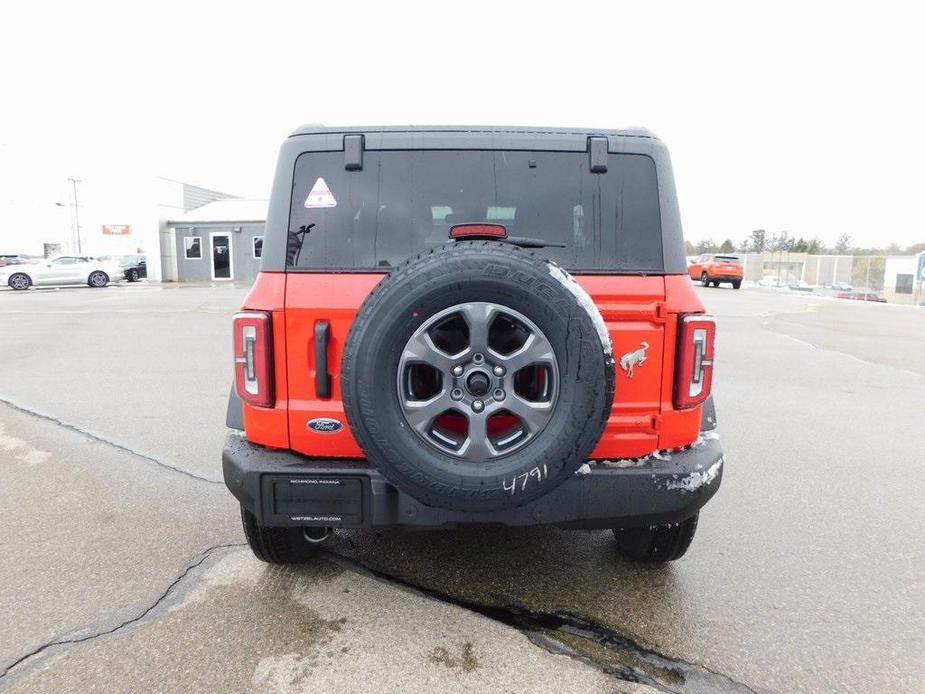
[[506, 394, 554, 434], [398, 302, 558, 461], [402, 391, 453, 434], [496, 332, 555, 372], [458, 412, 498, 460], [459, 302, 499, 353], [402, 332, 459, 372]]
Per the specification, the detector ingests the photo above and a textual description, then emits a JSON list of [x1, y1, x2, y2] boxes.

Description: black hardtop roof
[[261, 123, 686, 275], [291, 124, 659, 140]]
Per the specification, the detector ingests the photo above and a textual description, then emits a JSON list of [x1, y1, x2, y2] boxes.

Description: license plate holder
[[261, 475, 363, 526]]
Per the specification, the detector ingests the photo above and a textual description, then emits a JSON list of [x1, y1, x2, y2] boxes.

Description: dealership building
[[13, 176, 242, 282], [16, 175, 267, 282], [15, 170, 268, 284], [163, 199, 267, 282], [883, 253, 925, 305]]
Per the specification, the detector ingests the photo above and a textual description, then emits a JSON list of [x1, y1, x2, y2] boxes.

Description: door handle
[[314, 320, 332, 398]]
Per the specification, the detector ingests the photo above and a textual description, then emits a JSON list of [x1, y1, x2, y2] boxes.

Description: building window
[[252, 236, 264, 259], [184, 236, 202, 260], [895, 273, 913, 294]]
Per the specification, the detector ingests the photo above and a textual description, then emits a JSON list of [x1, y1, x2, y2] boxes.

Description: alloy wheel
[[397, 302, 559, 461]]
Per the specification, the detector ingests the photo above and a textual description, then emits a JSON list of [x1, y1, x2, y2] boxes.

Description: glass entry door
[[210, 233, 232, 280]]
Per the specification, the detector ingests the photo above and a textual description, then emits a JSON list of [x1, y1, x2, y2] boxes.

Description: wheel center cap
[[466, 371, 490, 396]]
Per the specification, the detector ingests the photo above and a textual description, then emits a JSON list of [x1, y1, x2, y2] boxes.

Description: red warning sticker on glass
[[304, 177, 337, 208]]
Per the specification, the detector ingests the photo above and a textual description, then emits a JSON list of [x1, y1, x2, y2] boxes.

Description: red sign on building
[[102, 224, 131, 236]]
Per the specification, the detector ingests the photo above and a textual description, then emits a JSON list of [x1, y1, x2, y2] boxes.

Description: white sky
[[1, 1, 923, 253]]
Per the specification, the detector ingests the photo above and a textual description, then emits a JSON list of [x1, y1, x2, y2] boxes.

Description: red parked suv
[[224, 126, 724, 564]]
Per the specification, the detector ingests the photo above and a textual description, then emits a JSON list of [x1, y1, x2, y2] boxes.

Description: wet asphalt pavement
[[0, 281, 922, 692]]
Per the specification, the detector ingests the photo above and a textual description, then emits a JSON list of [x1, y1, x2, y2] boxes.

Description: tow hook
[[303, 526, 333, 544]]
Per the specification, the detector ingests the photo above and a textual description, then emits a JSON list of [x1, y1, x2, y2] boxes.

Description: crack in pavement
[[324, 552, 759, 694], [0, 542, 246, 682], [1, 539, 759, 693], [0, 397, 222, 484], [0, 391, 754, 691]]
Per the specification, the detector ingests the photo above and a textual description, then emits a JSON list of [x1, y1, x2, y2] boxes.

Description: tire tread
[[613, 514, 698, 562], [240, 506, 314, 564]]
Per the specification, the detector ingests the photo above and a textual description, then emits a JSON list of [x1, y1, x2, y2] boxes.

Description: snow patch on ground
[[546, 262, 613, 357], [665, 457, 724, 492], [574, 463, 592, 476]]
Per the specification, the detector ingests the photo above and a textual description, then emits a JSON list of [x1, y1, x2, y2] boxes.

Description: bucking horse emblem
[[619, 341, 649, 378]]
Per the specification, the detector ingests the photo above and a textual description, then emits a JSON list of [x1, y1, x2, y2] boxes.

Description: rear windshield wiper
[[504, 236, 566, 249]]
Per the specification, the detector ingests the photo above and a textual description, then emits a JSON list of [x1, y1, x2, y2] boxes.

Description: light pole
[[68, 178, 82, 254], [54, 202, 72, 252]]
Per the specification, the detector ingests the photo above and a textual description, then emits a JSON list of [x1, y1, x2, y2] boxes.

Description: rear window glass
[[288, 150, 662, 272], [715, 255, 741, 263]]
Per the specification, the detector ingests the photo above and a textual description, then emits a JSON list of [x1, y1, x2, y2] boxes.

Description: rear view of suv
[[223, 126, 724, 564], [688, 254, 744, 289]]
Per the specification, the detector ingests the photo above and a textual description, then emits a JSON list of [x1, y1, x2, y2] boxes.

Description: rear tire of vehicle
[[8, 273, 31, 290], [88, 271, 109, 288], [700, 272, 710, 287], [732, 280, 741, 289], [128, 268, 139, 282], [341, 241, 615, 513], [613, 514, 698, 562], [240, 506, 318, 564]]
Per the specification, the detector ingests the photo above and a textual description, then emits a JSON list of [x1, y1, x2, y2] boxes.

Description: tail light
[[674, 314, 716, 409], [233, 311, 274, 407]]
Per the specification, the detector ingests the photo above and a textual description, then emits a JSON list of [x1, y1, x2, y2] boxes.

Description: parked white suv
[[0, 255, 124, 290]]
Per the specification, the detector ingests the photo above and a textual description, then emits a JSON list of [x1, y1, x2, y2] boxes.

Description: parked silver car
[[0, 255, 124, 290]]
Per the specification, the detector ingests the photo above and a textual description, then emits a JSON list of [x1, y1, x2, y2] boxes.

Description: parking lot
[[1, 281, 922, 693]]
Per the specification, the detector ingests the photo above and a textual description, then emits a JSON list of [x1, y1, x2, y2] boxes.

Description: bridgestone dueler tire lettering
[[341, 241, 615, 513]]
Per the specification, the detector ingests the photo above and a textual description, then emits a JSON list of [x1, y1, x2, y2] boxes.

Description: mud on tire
[[341, 241, 615, 513]]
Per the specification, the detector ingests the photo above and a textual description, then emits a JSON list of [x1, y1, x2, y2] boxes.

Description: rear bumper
[[222, 432, 724, 530], [711, 275, 742, 282]]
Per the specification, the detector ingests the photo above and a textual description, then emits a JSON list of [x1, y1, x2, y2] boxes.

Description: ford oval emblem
[[307, 417, 343, 433]]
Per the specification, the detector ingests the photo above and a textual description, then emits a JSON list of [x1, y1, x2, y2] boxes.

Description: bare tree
[[834, 232, 852, 253], [695, 239, 719, 254], [748, 229, 767, 253]]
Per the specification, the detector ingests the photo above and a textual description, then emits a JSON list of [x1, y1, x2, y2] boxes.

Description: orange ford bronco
[[224, 126, 723, 564]]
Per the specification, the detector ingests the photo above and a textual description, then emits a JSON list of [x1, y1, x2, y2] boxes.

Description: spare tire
[[341, 241, 615, 512]]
